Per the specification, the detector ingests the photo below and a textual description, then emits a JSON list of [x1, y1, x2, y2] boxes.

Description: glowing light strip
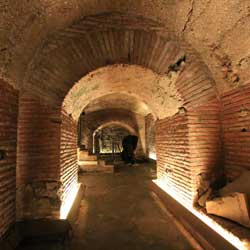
[[149, 152, 157, 160], [60, 183, 80, 219], [153, 179, 249, 250]]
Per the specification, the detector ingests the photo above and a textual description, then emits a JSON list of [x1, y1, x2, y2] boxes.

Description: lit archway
[[93, 122, 136, 155], [17, 12, 221, 221]]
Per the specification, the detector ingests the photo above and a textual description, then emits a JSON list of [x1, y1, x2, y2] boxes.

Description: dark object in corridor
[[121, 135, 138, 164]]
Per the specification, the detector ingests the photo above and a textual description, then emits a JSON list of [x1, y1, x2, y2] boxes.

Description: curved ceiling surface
[[63, 64, 184, 120], [83, 92, 151, 116]]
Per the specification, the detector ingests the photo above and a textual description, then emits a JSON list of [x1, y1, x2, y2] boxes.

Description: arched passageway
[[0, 7, 250, 250], [93, 124, 132, 154]]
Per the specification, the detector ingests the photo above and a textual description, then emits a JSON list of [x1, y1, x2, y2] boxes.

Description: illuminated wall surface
[[154, 179, 249, 250], [0, 4, 250, 249]]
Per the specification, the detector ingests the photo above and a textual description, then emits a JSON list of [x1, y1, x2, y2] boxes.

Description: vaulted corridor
[[1, 1, 250, 250]]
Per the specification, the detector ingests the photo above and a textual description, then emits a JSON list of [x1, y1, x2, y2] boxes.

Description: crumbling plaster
[[175, 0, 250, 93], [1, 0, 249, 94], [63, 65, 183, 120], [84, 93, 151, 117], [0, 0, 175, 88]]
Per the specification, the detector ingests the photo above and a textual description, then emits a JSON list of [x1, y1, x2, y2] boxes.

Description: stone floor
[[70, 162, 192, 250]]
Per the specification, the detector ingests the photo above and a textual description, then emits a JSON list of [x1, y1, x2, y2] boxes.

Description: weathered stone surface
[[206, 192, 250, 228], [220, 171, 250, 196], [1, 1, 250, 95], [16, 181, 62, 220], [64, 65, 184, 120], [84, 93, 150, 116], [1, 1, 250, 242]]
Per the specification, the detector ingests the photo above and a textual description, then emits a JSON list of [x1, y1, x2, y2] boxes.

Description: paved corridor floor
[[70, 163, 192, 250]]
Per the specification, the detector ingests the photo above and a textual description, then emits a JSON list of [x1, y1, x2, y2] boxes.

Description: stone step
[[78, 155, 97, 161], [78, 160, 98, 166], [98, 160, 106, 166], [79, 164, 114, 173], [78, 150, 97, 161]]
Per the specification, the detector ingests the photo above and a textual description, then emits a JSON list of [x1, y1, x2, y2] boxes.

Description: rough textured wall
[[2, 1, 250, 99], [156, 100, 221, 204], [222, 84, 250, 181], [1, 1, 249, 216], [16, 12, 216, 120], [64, 64, 184, 121], [0, 79, 18, 236], [0, 1, 175, 88], [60, 110, 78, 207], [17, 95, 61, 219], [84, 93, 150, 116], [175, 0, 250, 95], [156, 113, 192, 203], [145, 114, 156, 159], [95, 126, 130, 154], [188, 100, 222, 201]]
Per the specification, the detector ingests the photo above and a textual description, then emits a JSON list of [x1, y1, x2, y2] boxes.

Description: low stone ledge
[[149, 181, 239, 250]]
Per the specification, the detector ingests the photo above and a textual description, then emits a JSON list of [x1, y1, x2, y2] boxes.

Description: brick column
[[17, 94, 61, 220]]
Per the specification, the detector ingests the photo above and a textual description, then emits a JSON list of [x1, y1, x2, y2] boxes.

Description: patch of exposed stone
[[16, 181, 62, 220]]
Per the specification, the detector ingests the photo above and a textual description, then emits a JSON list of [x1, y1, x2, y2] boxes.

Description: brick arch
[[18, 12, 222, 213], [56, 13, 220, 207], [23, 12, 219, 115], [79, 109, 142, 152], [94, 121, 137, 135], [92, 122, 138, 155], [63, 65, 181, 120]]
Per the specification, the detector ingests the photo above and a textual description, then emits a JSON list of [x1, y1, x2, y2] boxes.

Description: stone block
[[206, 192, 250, 228], [220, 171, 250, 196], [198, 188, 212, 207]]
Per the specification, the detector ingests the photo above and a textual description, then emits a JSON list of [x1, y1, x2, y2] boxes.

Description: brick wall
[[17, 95, 61, 219], [60, 110, 78, 207], [156, 100, 221, 204], [145, 114, 156, 159], [0, 80, 18, 236], [222, 84, 250, 181], [188, 100, 222, 201], [156, 113, 192, 203]]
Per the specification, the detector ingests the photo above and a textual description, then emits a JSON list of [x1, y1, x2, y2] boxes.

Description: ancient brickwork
[[156, 99, 221, 204], [188, 100, 222, 201], [222, 84, 250, 181], [0, 80, 18, 236], [17, 95, 61, 219], [156, 113, 192, 203], [22, 13, 216, 122], [60, 110, 78, 206]]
